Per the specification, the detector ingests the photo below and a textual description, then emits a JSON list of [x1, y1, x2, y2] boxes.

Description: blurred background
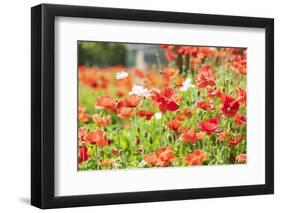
[[78, 41, 166, 70]]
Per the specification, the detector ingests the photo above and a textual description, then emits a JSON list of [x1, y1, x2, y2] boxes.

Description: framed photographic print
[[31, 3, 274, 209]]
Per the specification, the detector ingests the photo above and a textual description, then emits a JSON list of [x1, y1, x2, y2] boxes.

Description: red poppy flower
[[95, 96, 116, 112], [199, 118, 220, 135], [184, 149, 208, 166], [177, 46, 190, 55], [228, 134, 243, 146], [144, 146, 176, 167], [195, 64, 216, 88], [117, 107, 134, 119], [208, 87, 222, 99], [151, 87, 179, 113], [79, 146, 89, 163], [86, 129, 109, 147], [138, 110, 154, 120], [196, 100, 215, 111], [180, 127, 204, 144], [111, 148, 122, 156], [235, 114, 246, 127], [221, 94, 240, 117], [124, 95, 142, 108], [167, 119, 181, 134]]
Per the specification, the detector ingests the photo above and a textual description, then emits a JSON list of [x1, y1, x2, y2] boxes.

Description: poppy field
[[78, 42, 247, 170]]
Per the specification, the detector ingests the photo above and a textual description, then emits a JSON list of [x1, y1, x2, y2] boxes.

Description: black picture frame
[[31, 3, 274, 209]]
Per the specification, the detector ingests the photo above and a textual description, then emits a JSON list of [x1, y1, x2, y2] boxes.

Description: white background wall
[[0, 0, 279, 212]]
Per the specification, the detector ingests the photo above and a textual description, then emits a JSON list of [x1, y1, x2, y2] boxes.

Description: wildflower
[[86, 129, 109, 147], [154, 112, 162, 120], [95, 96, 116, 112], [195, 64, 216, 88], [217, 128, 230, 142], [196, 100, 215, 111], [235, 114, 246, 127], [92, 114, 111, 127], [180, 127, 204, 144], [79, 146, 89, 163], [228, 134, 243, 146], [167, 119, 181, 134], [176, 108, 193, 121], [184, 149, 208, 166], [129, 85, 150, 97], [199, 118, 220, 135], [151, 87, 179, 113], [124, 95, 142, 108], [78, 127, 88, 142], [111, 148, 122, 156], [117, 107, 134, 119], [236, 88, 246, 105], [78, 105, 90, 122], [221, 94, 240, 117], [138, 110, 154, 120], [179, 78, 195, 91], [162, 68, 179, 79], [208, 87, 222, 99], [116, 70, 128, 80], [144, 146, 176, 167], [236, 153, 247, 163]]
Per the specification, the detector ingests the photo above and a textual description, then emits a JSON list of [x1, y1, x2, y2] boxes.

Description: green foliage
[[78, 41, 126, 67]]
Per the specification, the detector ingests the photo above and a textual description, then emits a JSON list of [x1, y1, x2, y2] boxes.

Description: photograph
[[77, 41, 247, 170]]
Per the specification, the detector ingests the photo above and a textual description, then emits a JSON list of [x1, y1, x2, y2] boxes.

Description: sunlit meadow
[[78, 42, 247, 170]]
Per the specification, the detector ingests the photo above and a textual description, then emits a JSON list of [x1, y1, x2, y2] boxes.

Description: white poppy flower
[[180, 78, 194, 91], [129, 85, 149, 97], [116, 71, 128, 80], [154, 112, 162, 120]]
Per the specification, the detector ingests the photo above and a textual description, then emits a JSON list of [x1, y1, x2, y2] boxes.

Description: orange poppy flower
[[86, 129, 109, 147], [124, 95, 142, 108], [138, 110, 154, 120], [217, 128, 230, 142], [78, 105, 90, 122], [235, 114, 246, 127], [151, 87, 179, 113], [117, 107, 134, 119], [195, 64, 216, 88], [162, 68, 179, 79], [95, 96, 116, 112], [184, 149, 208, 166], [199, 118, 220, 135], [144, 146, 176, 167], [180, 127, 204, 144], [134, 69, 145, 78], [167, 119, 181, 134], [221, 94, 240, 117], [176, 108, 193, 121], [236, 153, 247, 163], [196, 100, 214, 111], [92, 114, 111, 127]]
